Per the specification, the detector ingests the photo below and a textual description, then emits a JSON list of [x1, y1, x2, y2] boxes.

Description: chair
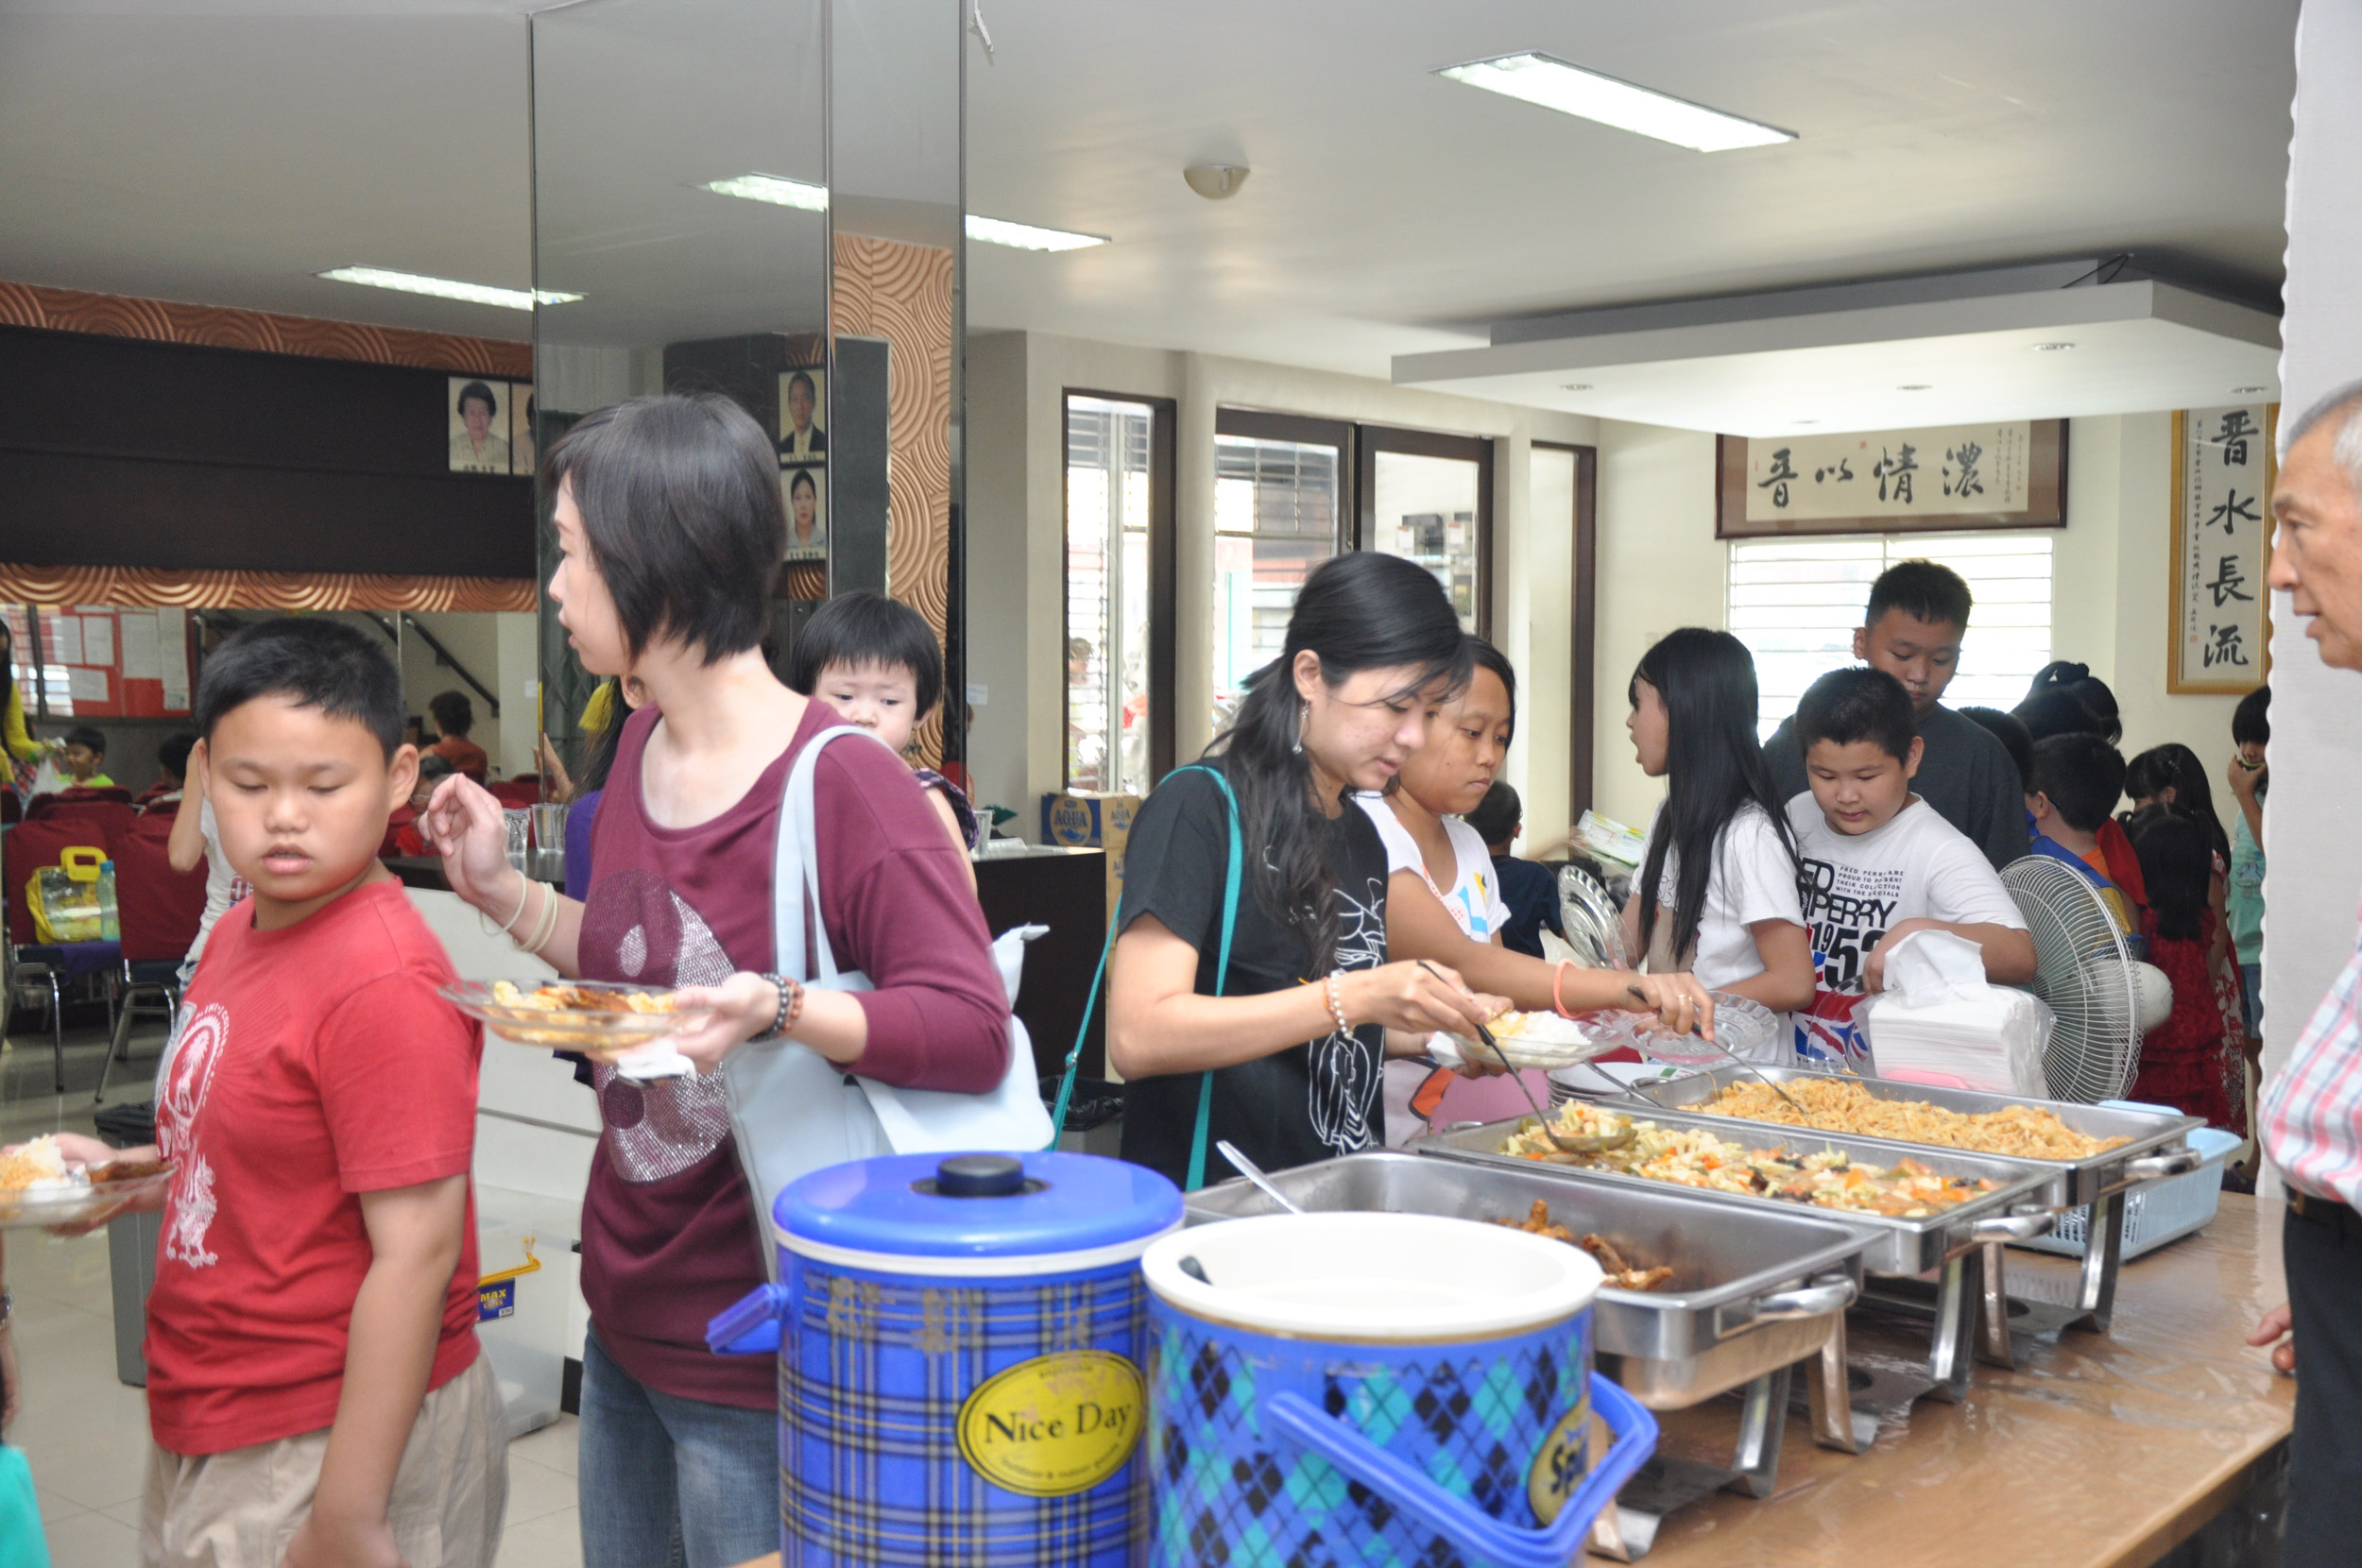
[[28, 785, 134, 814], [24, 795, 137, 848], [94, 826, 205, 1103], [487, 779, 542, 810], [2, 814, 124, 1091]]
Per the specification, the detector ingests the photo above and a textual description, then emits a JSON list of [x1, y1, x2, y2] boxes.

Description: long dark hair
[[1207, 552, 1468, 971], [2127, 804, 2210, 943], [1631, 628, 1796, 964], [2123, 742, 2230, 866]]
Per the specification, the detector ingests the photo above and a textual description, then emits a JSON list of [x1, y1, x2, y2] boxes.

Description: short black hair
[[1795, 667, 1916, 762], [546, 393, 785, 664], [786, 370, 816, 401], [2028, 732, 2126, 833], [788, 467, 818, 498], [416, 753, 455, 783], [2016, 686, 2101, 742], [2234, 685, 2271, 747], [1464, 780, 1521, 847], [2020, 661, 2121, 744], [786, 591, 943, 718], [157, 731, 196, 781], [1466, 636, 1518, 742], [193, 618, 405, 759], [1864, 559, 1973, 632], [456, 381, 498, 418], [428, 690, 474, 737], [1959, 707, 2034, 793], [62, 724, 106, 756]]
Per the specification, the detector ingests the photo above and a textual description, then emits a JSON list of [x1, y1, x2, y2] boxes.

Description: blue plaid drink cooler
[[709, 1151, 1183, 1568], [1139, 1214, 1656, 1568]]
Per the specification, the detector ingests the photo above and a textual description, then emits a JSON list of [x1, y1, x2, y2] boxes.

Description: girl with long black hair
[[1619, 629, 1814, 1053], [1108, 553, 1506, 1186], [0, 619, 52, 777], [1363, 635, 1711, 1139]]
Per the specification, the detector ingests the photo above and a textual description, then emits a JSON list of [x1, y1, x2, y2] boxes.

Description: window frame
[[1355, 424, 1495, 640], [1533, 440, 1598, 824], [1061, 388, 1177, 792]]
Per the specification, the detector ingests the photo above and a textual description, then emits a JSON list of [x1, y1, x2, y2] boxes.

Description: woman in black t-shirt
[[1109, 554, 1507, 1189]]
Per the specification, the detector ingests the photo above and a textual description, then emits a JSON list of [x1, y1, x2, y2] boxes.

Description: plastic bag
[[19, 753, 63, 801], [26, 846, 111, 944]]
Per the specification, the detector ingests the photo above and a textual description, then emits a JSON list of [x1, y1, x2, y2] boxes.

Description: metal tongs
[[1624, 983, 1813, 1119], [1421, 961, 1635, 1154]]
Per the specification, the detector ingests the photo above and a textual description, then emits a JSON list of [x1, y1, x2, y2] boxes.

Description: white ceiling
[[0, 0, 2299, 426]]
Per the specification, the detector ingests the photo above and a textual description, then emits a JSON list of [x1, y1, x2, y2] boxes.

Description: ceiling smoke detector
[[1183, 164, 1250, 200]]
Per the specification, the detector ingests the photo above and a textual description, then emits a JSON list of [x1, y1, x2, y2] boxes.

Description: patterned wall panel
[[0, 281, 533, 377], [0, 564, 533, 614], [830, 233, 952, 763]]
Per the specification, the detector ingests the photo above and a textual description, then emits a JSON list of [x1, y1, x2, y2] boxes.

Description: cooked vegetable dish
[[1501, 1101, 1998, 1219], [1496, 1200, 1675, 1291]]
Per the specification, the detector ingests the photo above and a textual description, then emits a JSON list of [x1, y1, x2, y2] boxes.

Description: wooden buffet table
[[1638, 1192, 2292, 1567]]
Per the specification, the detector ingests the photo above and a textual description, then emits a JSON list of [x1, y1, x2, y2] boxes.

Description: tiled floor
[[5, 1019, 585, 1567]]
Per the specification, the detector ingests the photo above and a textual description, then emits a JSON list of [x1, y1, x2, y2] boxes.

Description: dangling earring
[[1293, 699, 1308, 755]]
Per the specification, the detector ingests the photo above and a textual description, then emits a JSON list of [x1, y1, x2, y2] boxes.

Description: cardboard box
[[1043, 792, 1138, 923]]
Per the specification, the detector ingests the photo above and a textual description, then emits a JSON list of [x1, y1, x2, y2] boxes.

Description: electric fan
[[1555, 862, 1630, 970], [2000, 856, 2169, 1102]]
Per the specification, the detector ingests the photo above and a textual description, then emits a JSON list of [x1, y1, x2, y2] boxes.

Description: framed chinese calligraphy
[[1716, 419, 2066, 539], [2169, 403, 2276, 693]]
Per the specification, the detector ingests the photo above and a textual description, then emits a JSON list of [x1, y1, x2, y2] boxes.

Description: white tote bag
[[723, 725, 1053, 1269]]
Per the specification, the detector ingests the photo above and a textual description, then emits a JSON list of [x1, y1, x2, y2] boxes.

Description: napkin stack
[[1860, 930, 2053, 1097]]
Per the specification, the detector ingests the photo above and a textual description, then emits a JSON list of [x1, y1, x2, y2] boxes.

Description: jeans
[[578, 1327, 779, 1568], [2241, 962, 2264, 1035]]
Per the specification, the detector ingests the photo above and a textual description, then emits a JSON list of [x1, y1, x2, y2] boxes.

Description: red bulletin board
[[27, 604, 192, 719]]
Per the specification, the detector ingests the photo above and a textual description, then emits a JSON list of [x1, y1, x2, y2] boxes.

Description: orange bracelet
[[1551, 960, 1576, 1018]]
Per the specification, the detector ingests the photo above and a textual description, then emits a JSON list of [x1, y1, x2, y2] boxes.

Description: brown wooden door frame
[[1061, 389, 1179, 789], [1534, 440, 1598, 826], [1353, 423, 1495, 640]]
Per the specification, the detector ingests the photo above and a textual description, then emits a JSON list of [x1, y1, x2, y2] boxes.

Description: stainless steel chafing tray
[[1620, 1065, 2203, 1334], [1184, 1150, 1869, 1413], [1418, 1109, 2062, 1278]]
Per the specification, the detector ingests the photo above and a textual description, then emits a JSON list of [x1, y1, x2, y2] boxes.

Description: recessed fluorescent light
[[1794, 418, 1819, 425], [317, 266, 578, 313], [965, 214, 1107, 251], [1436, 52, 1794, 152], [2232, 384, 2271, 395], [1560, 383, 1593, 392], [2031, 341, 2076, 351], [701, 173, 829, 212], [1898, 383, 1933, 391]]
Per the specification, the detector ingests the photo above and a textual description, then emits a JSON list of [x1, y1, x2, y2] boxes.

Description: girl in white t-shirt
[[1621, 630, 1815, 1060], [1366, 639, 1713, 1137]]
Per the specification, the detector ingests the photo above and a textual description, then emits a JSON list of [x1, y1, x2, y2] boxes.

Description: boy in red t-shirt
[[54, 617, 505, 1568]]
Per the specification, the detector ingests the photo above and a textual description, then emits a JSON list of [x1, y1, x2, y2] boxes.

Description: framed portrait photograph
[[448, 376, 510, 474], [779, 366, 827, 465], [508, 382, 537, 476], [783, 462, 828, 559]]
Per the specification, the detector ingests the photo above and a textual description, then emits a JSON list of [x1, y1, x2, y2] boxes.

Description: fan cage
[[2000, 855, 2143, 1103]]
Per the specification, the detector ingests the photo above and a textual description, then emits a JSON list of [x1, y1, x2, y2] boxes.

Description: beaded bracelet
[[1322, 970, 1352, 1036], [759, 974, 806, 1041]]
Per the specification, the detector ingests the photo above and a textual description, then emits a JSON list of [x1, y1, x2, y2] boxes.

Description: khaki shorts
[[143, 1351, 509, 1568]]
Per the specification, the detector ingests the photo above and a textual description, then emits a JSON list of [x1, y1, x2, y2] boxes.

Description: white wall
[[964, 330, 1596, 837], [402, 611, 505, 773], [1591, 421, 1726, 834], [2265, 5, 2362, 1124]]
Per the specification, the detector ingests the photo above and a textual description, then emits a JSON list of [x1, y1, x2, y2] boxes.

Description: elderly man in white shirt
[[2248, 380, 2362, 1567]]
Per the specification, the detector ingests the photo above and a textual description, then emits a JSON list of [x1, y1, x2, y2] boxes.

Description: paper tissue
[[1860, 929, 2054, 1097]]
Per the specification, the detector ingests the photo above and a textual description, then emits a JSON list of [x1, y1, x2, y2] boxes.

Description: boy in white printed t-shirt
[[1784, 667, 2037, 1066]]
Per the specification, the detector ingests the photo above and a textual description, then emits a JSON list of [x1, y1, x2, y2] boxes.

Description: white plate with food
[[1436, 1009, 1624, 1071], [0, 1135, 175, 1231]]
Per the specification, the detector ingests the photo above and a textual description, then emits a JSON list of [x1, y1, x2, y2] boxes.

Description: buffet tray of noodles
[[1418, 1104, 2064, 1278], [0, 1135, 174, 1231], [1185, 1150, 1871, 1409], [1622, 1065, 2204, 1209]]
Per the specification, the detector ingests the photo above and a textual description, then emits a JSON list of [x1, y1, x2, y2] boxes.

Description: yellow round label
[[956, 1351, 1145, 1497], [1526, 1399, 1593, 1525]]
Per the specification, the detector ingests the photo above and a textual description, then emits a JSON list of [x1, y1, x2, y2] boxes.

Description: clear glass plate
[[440, 980, 696, 1050], [0, 1162, 174, 1231]]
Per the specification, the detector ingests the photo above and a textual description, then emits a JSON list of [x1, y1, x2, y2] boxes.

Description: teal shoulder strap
[[1046, 764, 1242, 1193]]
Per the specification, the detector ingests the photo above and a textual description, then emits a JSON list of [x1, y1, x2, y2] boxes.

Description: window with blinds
[[1212, 434, 1341, 732], [1727, 533, 2054, 740]]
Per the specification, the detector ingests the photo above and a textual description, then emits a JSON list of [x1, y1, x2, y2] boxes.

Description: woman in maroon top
[[424, 394, 1008, 1568]]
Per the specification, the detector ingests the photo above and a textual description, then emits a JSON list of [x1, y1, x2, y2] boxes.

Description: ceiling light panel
[[701, 173, 829, 212], [317, 267, 577, 312], [1436, 52, 1794, 152], [965, 214, 1107, 251]]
